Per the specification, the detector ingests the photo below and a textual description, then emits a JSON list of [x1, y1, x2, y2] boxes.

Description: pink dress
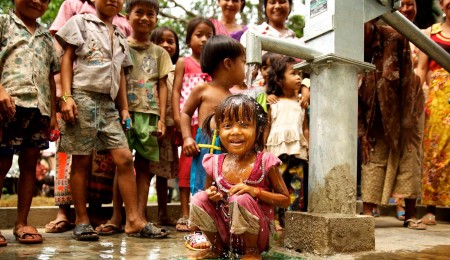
[[49, 0, 131, 36], [179, 56, 210, 126], [190, 152, 281, 253]]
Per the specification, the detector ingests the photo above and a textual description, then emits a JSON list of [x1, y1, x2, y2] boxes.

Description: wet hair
[[267, 56, 297, 96], [200, 35, 245, 76], [186, 17, 216, 46], [150, 26, 180, 64], [125, 0, 159, 14], [203, 94, 267, 153], [263, 0, 293, 21]]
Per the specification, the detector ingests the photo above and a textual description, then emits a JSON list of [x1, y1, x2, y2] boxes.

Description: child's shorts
[[59, 89, 129, 155], [126, 112, 159, 162], [0, 106, 50, 155]]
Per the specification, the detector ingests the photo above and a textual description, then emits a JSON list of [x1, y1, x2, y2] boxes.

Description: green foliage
[[41, 0, 65, 27], [287, 14, 305, 38]]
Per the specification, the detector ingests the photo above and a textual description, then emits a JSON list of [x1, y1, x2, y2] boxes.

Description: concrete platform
[[0, 217, 450, 259], [284, 212, 375, 255]]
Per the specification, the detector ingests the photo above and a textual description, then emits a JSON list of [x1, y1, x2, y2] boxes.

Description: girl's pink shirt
[[49, 0, 132, 36]]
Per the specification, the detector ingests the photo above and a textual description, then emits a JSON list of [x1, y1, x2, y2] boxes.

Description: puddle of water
[[357, 245, 450, 260]]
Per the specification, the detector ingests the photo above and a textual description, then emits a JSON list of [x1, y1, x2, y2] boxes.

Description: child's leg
[[242, 232, 262, 260], [0, 155, 13, 199], [156, 176, 170, 223], [70, 155, 93, 224], [109, 148, 146, 233], [0, 155, 13, 246], [15, 148, 41, 240], [135, 152, 152, 221]]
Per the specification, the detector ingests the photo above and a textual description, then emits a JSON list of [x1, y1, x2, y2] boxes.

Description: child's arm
[[180, 84, 204, 157], [263, 106, 272, 149], [300, 85, 310, 109], [157, 76, 168, 137], [266, 94, 279, 105], [49, 72, 58, 131], [303, 111, 309, 146], [0, 83, 15, 120], [228, 166, 290, 208], [117, 68, 131, 125], [172, 58, 185, 131], [60, 44, 78, 124]]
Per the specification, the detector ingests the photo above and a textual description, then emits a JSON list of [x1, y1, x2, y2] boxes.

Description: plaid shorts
[[0, 106, 50, 155], [59, 89, 129, 155]]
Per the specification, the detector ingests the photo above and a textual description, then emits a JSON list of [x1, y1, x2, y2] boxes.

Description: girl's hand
[[183, 137, 200, 157], [229, 183, 260, 198], [157, 119, 166, 138], [266, 94, 279, 105], [206, 186, 223, 202], [60, 97, 78, 124], [360, 135, 372, 165], [0, 85, 15, 118], [299, 96, 309, 109]]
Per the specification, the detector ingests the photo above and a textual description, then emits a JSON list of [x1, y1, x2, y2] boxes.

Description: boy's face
[[127, 4, 157, 35], [14, 0, 50, 23], [95, 0, 124, 21]]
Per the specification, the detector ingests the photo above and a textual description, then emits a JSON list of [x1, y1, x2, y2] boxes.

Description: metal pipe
[[245, 31, 323, 65], [381, 11, 450, 73]]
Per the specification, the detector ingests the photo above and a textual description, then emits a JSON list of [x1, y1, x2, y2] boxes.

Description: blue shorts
[[190, 128, 221, 195], [0, 106, 50, 155]]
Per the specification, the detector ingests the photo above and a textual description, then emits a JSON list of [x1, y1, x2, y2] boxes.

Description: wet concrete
[[0, 217, 449, 259]]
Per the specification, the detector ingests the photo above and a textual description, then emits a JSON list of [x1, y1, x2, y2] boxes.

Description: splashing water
[[245, 63, 258, 99]]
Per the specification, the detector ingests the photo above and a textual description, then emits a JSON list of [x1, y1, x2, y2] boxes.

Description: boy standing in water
[[0, 0, 59, 245]]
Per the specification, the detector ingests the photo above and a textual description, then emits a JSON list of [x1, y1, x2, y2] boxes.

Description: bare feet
[[188, 248, 224, 259]]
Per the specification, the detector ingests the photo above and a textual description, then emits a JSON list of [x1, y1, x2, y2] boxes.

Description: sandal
[[128, 222, 169, 238], [176, 216, 191, 232], [95, 223, 123, 236], [184, 231, 212, 251], [421, 213, 437, 225], [403, 219, 427, 230], [45, 219, 74, 233], [0, 232, 7, 247], [13, 226, 43, 244], [72, 224, 99, 241]]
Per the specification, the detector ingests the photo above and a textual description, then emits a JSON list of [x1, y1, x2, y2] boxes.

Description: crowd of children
[[0, 0, 311, 258]]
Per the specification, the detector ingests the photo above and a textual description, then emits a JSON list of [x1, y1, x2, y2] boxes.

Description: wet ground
[[0, 217, 449, 259]]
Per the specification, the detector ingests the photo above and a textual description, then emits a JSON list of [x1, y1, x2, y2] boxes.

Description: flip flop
[[421, 213, 437, 225], [72, 224, 99, 241], [128, 222, 169, 238], [404, 219, 427, 230], [13, 226, 43, 244], [0, 232, 7, 247], [45, 219, 74, 233], [176, 216, 191, 232], [95, 223, 123, 236]]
